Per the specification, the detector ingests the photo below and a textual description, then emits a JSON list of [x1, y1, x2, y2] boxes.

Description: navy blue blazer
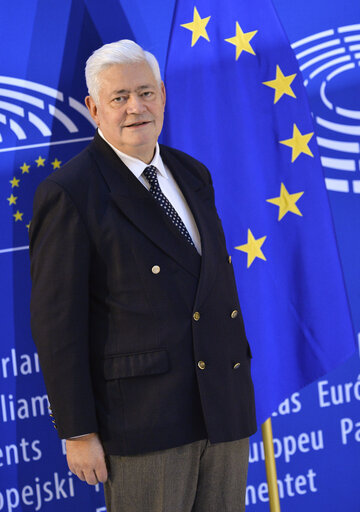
[[29, 132, 257, 455]]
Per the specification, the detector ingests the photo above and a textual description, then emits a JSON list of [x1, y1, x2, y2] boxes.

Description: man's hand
[[66, 433, 108, 485]]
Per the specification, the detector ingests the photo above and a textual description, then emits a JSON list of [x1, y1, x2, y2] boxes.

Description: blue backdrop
[[0, 1, 359, 511]]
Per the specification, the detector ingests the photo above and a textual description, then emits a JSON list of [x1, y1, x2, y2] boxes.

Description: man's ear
[[85, 96, 99, 125], [160, 82, 166, 109]]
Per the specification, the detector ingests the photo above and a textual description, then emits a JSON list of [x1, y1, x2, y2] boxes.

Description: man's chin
[[124, 132, 156, 147], [119, 138, 157, 162]]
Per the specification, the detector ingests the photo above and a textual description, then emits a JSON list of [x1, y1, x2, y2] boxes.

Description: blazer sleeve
[[29, 178, 98, 439]]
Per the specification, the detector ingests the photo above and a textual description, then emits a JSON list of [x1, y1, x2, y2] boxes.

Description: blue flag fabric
[[163, 0, 356, 423]]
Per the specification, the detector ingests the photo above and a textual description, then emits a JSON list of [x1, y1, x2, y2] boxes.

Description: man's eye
[[142, 91, 153, 98], [113, 96, 125, 103]]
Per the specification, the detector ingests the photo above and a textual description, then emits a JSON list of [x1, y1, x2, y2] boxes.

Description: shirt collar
[[98, 129, 168, 180]]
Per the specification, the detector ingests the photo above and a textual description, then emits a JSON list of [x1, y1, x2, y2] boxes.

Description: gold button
[[198, 360, 206, 370], [151, 265, 160, 274], [233, 362, 241, 370], [228, 255, 232, 264], [231, 309, 238, 319], [193, 311, 201, 321]]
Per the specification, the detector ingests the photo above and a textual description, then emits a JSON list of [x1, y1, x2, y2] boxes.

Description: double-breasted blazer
[[30, 132, 257, 455]]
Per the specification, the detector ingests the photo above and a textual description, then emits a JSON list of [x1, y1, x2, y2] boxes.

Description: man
[[30, 39, 256, 512]]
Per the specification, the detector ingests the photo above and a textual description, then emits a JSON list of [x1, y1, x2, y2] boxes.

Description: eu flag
[[163, 0, 356, 423]]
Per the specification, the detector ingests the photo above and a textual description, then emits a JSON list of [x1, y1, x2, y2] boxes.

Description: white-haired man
[[30, 39, 256, 512]]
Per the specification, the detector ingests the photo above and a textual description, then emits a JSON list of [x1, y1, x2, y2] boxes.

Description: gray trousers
[[103, 438, 249, 512]]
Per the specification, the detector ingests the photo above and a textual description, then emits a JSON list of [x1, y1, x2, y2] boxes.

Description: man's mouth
[[125, 121, 150, 128]]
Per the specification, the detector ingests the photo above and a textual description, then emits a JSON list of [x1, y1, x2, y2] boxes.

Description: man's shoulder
[[159, 144, 211, 185], [34, 137, 105, 208], [31, 138, 106, 218], [46, 142, 96, 188]]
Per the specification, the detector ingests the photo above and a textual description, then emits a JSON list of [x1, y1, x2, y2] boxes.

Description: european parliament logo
[[292, 23, 360, 195], [0, 76, 95, 248]]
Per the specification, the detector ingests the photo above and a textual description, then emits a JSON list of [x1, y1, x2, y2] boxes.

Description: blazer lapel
[[160, 147, 220, 310], [88, 133, 201, 278]]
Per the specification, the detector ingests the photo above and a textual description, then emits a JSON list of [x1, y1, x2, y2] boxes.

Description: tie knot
[[143, 165, 158, 186]]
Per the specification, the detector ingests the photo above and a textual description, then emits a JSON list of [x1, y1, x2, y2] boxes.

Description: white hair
[[85, 39, 162, 103]]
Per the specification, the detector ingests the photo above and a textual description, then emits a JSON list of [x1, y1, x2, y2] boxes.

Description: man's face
[[86, 60, 166, 163]]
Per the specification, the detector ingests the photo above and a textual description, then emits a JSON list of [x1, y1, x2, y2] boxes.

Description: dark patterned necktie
[[143, 165, 194, 247]]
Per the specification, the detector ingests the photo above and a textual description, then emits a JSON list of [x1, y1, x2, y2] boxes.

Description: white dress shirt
[[98, 129, 202, 255]]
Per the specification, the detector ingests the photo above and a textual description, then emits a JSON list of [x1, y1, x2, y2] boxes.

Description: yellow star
[[20, 162, 30, 174], [35, 156, 46, 167], [10, 177, 20, 188], [267, 183, 304, 221], [263, 65, 297, 104], [181, 6, 211, 47], [26, 221, 32, 231], [279, 124, 314, 162], [225, 22, 258, 60], [51, 158, 62, 169], [13, 210, 24, 222], [7, 194, 18, 205], [235, 229, 267, 268]]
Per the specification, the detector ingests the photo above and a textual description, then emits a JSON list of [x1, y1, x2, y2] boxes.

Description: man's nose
[[126, 94, 146, 114]]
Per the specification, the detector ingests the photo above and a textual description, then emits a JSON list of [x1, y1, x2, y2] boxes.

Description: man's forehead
[[100, 61, 158, 89]]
